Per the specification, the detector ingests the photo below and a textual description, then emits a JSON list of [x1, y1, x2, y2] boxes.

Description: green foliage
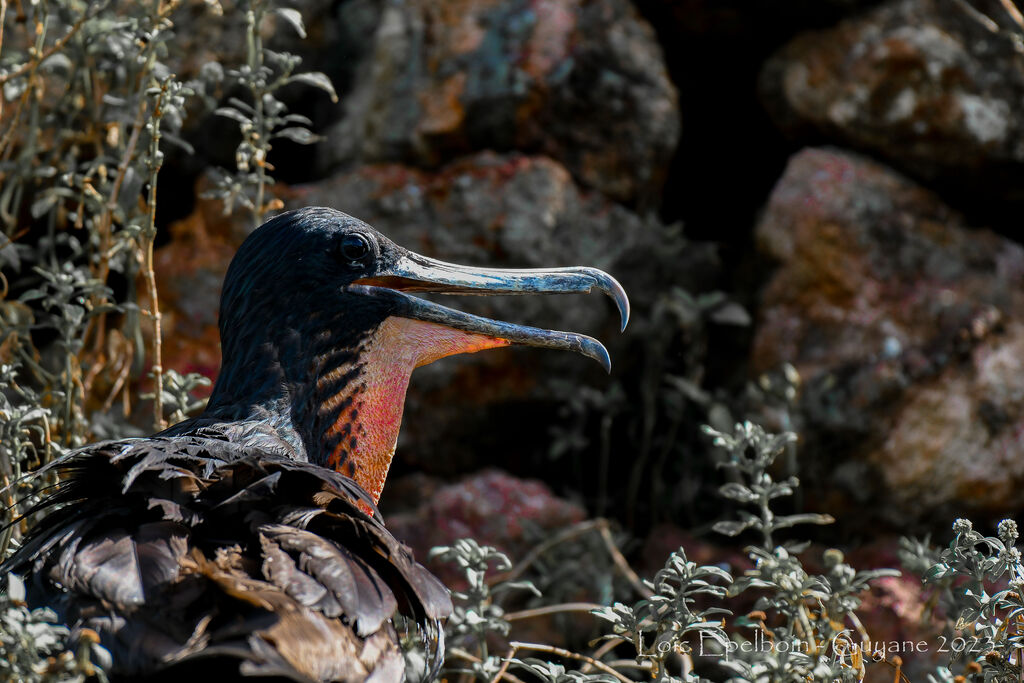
[[706, 422, 833, 549], [593, 550, 732, 681], [432, 533, 731, 683], [0, 0, 334, 677], [428, 423, 900, 683], [511, 659, 619, 683], [0, 574, 108, 683], [205, 0, 337, 224], [703, 422, 898, 683], [904, 517, 1024, 682], [143, 367, 211, 426], [431, 539, 540, 653]]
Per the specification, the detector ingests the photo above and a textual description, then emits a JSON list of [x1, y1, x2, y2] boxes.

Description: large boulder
[[760, 0, 1024, 207], [383, 469, 586, 576], [383, 469, 592, 646], [754, 147, 1024, 524], [319, 0, 679, 206]]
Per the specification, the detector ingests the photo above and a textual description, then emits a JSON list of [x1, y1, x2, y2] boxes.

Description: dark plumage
[[3, 208, 628, 681], [10, 427, 448, 681]]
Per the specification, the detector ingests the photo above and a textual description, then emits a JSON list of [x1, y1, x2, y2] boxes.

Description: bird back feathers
[[2, 426, 451, 682]]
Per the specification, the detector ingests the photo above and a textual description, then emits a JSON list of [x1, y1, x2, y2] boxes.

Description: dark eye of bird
[[340, 233, 371, 264]]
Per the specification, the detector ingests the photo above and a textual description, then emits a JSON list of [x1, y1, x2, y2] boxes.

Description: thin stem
[[16, 345, 55, 384], [84, 1, 177, 359], [681, 648, 695, 680], [0, 2, 46, 228], [99, 343, 133, 413], [508, 642, 633, 683], [795, 605, 817, 655], [488, 647, 515, 683], [951, 0, 1001, 32], [598, 520, 653, 599], [246, 1, 268, 226], [447, 648, 528, 683], [40, 403, 52, 466], [847, 611, 871, 652], [142, 81, 168, 430], [999, 0, 1024, 30], [0, 433, 15, 557], [0, 3, 96, 86], [0, 0, 8, 123], [760, 494, 774, 550], [580, 637, 623, 674], [603, 660, 651, 671], [504, 602, 604, 622], [89, 47, 155, 352], [491, 518, 653, 599], [61, 341, 75, 446], [491, 519, 606, 585], [876, 655, 912, 683]]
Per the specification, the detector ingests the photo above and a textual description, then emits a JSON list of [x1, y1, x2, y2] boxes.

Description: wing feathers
[[2, 428, 450, 682]]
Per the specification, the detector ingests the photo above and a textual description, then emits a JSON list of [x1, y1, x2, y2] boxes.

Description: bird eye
[[340, 233, 371, 264]]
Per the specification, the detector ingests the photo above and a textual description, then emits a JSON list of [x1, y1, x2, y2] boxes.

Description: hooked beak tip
[[586, 340, 613, 374], [581, 269, 629, 333]]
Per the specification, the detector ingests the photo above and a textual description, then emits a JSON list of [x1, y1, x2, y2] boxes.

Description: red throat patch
[[325, 316, 509, 505]]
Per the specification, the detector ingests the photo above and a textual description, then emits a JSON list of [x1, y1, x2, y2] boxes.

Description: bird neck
[[205, 314, 508, 503]]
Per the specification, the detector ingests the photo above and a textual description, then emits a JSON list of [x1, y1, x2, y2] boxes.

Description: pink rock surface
[[755, 147, 1024, 520]]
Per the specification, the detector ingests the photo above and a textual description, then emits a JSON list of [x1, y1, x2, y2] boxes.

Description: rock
[[383, 469, 586, 583], [286, 151, 682, 474], [754, 147, 1024, 523], [384, 470, 597, 648], [289, 151, 662, 281], [760, 0, 1024, 206], [319, 0, 679, 205]]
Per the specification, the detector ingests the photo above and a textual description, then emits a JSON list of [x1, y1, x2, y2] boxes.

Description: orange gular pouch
[[327, 316, 509, 505]]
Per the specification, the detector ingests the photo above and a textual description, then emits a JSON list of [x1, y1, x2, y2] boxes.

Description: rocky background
[[152, 0, 1024, 526], [126, 0, 1024, 675]]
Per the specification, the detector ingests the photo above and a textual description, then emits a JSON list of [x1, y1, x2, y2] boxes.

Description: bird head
[[207, 207, 629, 503]]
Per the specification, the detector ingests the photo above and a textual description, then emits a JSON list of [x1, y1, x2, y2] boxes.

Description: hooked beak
[[348, 252, 630, 372]]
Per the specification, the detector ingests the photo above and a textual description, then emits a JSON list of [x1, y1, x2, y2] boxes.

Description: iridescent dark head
[[205, 207, 629, 501]]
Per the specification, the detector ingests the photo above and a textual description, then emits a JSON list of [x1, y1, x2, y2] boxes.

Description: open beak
[[348, 252, 630, 372]]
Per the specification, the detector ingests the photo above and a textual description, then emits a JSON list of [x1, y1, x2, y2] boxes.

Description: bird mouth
[[348, 252, 630, 372]]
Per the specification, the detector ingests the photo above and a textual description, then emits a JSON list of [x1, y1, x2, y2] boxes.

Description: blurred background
[[4, 0, 1024, 679]]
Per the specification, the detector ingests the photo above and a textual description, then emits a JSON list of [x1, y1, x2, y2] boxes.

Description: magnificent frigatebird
[[3, 208, 629, 682]]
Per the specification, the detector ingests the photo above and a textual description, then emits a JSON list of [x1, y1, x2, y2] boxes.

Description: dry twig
[[504, 602, 605, 622], [448, 648, 529, 683], [509, 641, 634, 683], [491, 518, 653, 599]]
